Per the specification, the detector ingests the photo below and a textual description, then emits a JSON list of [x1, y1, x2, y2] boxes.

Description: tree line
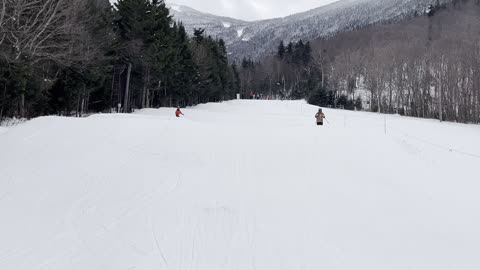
[[236, 34, 362, 110], [0, 0, 240, 120], [314, 0, 480, 123], [238, 0, 480, 123], [237, 40, 310, 98], [236, 36, 362, 109]]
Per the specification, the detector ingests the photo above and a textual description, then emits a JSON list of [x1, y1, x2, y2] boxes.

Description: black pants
[[317, 122, 323, 126]]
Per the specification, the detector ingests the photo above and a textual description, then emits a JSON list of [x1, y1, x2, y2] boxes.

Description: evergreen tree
[[169, 23, 196, 106], [231, 64, 241, 95], [242, 57, 250, 69], [293, 40, 305, 64], [0, 0, 238, 120], [193, 29, 205, 44], [277, 41, 286, 58], [303, 41, 312, 64], [286, 42, 294, 54]]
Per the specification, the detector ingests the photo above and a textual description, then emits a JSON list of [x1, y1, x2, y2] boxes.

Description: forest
[[0, 0, 240, 120], [238, 0, 480, 123]]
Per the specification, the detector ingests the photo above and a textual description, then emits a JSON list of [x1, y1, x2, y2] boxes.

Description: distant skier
[[249, 91, 254, 99], [175, 108, 184, 118], [315, 108, 326, 126]]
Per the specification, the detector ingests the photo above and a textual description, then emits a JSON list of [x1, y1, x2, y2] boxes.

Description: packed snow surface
[[1, 100, 480, 270]]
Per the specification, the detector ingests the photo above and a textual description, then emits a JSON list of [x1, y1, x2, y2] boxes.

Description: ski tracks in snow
[[61, 163, 183, 269], [4, 101, 480, 270]]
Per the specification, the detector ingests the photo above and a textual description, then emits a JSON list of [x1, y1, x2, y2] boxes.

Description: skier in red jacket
[[175, 108, 184, 117]]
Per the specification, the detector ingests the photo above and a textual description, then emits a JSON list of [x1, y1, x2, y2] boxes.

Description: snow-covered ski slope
[[1, 100, 480, 270]]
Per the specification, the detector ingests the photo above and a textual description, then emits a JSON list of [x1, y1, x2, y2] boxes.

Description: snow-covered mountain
[[167, 4, 248, 48], [168, 0, 448, 61]]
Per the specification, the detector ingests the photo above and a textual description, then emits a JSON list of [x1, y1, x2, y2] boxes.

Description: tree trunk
[[85, 88, 90, 115], [141, 73, 147, 109], [388, 80, 393, 113], [377, 91, 381, 113], [110, 69, 116, 112], [475, 69, 479, 123], [146, 87, 150, 108], [439, 56, 444, 122], [76, 88, 81, 117], [321, 67, 325, 89], [0, 83, 6, 120], [124, 63, 132, 113], [79, 84, 88, 117], [141, 67, 150, 108], [164, 78, 167, 97], [80, 92, 84, 117], [19, 78, 26, 118]]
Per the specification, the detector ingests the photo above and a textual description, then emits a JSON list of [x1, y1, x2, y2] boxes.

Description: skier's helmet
[[318, 108, 322, 113]]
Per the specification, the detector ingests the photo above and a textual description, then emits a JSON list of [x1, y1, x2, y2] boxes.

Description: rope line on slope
[[388, 126, 480, 159], [324, 111, 480, 159]]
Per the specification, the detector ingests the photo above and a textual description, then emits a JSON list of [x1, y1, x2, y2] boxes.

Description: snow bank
[[0, 117, 27, 127], [1, 100, 479, 270]]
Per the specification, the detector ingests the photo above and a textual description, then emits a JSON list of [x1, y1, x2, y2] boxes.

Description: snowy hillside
[[166, 3, 248, 47], [169, 0, 450, 60], [1, 100, 480, 269]]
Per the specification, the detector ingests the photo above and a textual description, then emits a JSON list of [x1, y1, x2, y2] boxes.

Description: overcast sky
[[166, 0, 339, 21]]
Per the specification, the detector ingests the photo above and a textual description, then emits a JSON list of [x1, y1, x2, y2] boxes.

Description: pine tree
[[114, 0, 150, 111], [193, 29, 205, 44], [169, 23, 196, 106], [231, 64, 241, 95], [277, 41, 286, 58], [303, 41, 312, 64], [242, 57, 250, 69], [286, 42, 294, 54], [293, 40, 305, 64]]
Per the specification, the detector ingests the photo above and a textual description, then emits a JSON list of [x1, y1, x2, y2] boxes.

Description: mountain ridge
[[168, 0, 448, 61]]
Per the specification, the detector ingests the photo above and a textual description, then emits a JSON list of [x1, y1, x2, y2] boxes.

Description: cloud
[[166, 0, 339, 21]]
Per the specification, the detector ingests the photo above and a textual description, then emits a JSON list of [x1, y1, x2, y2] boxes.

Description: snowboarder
[[175, 108, 184, 118], [315, 108, 326, 126]]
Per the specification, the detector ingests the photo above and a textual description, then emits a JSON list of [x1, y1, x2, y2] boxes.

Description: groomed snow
[[1, 100, 480, 270]]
